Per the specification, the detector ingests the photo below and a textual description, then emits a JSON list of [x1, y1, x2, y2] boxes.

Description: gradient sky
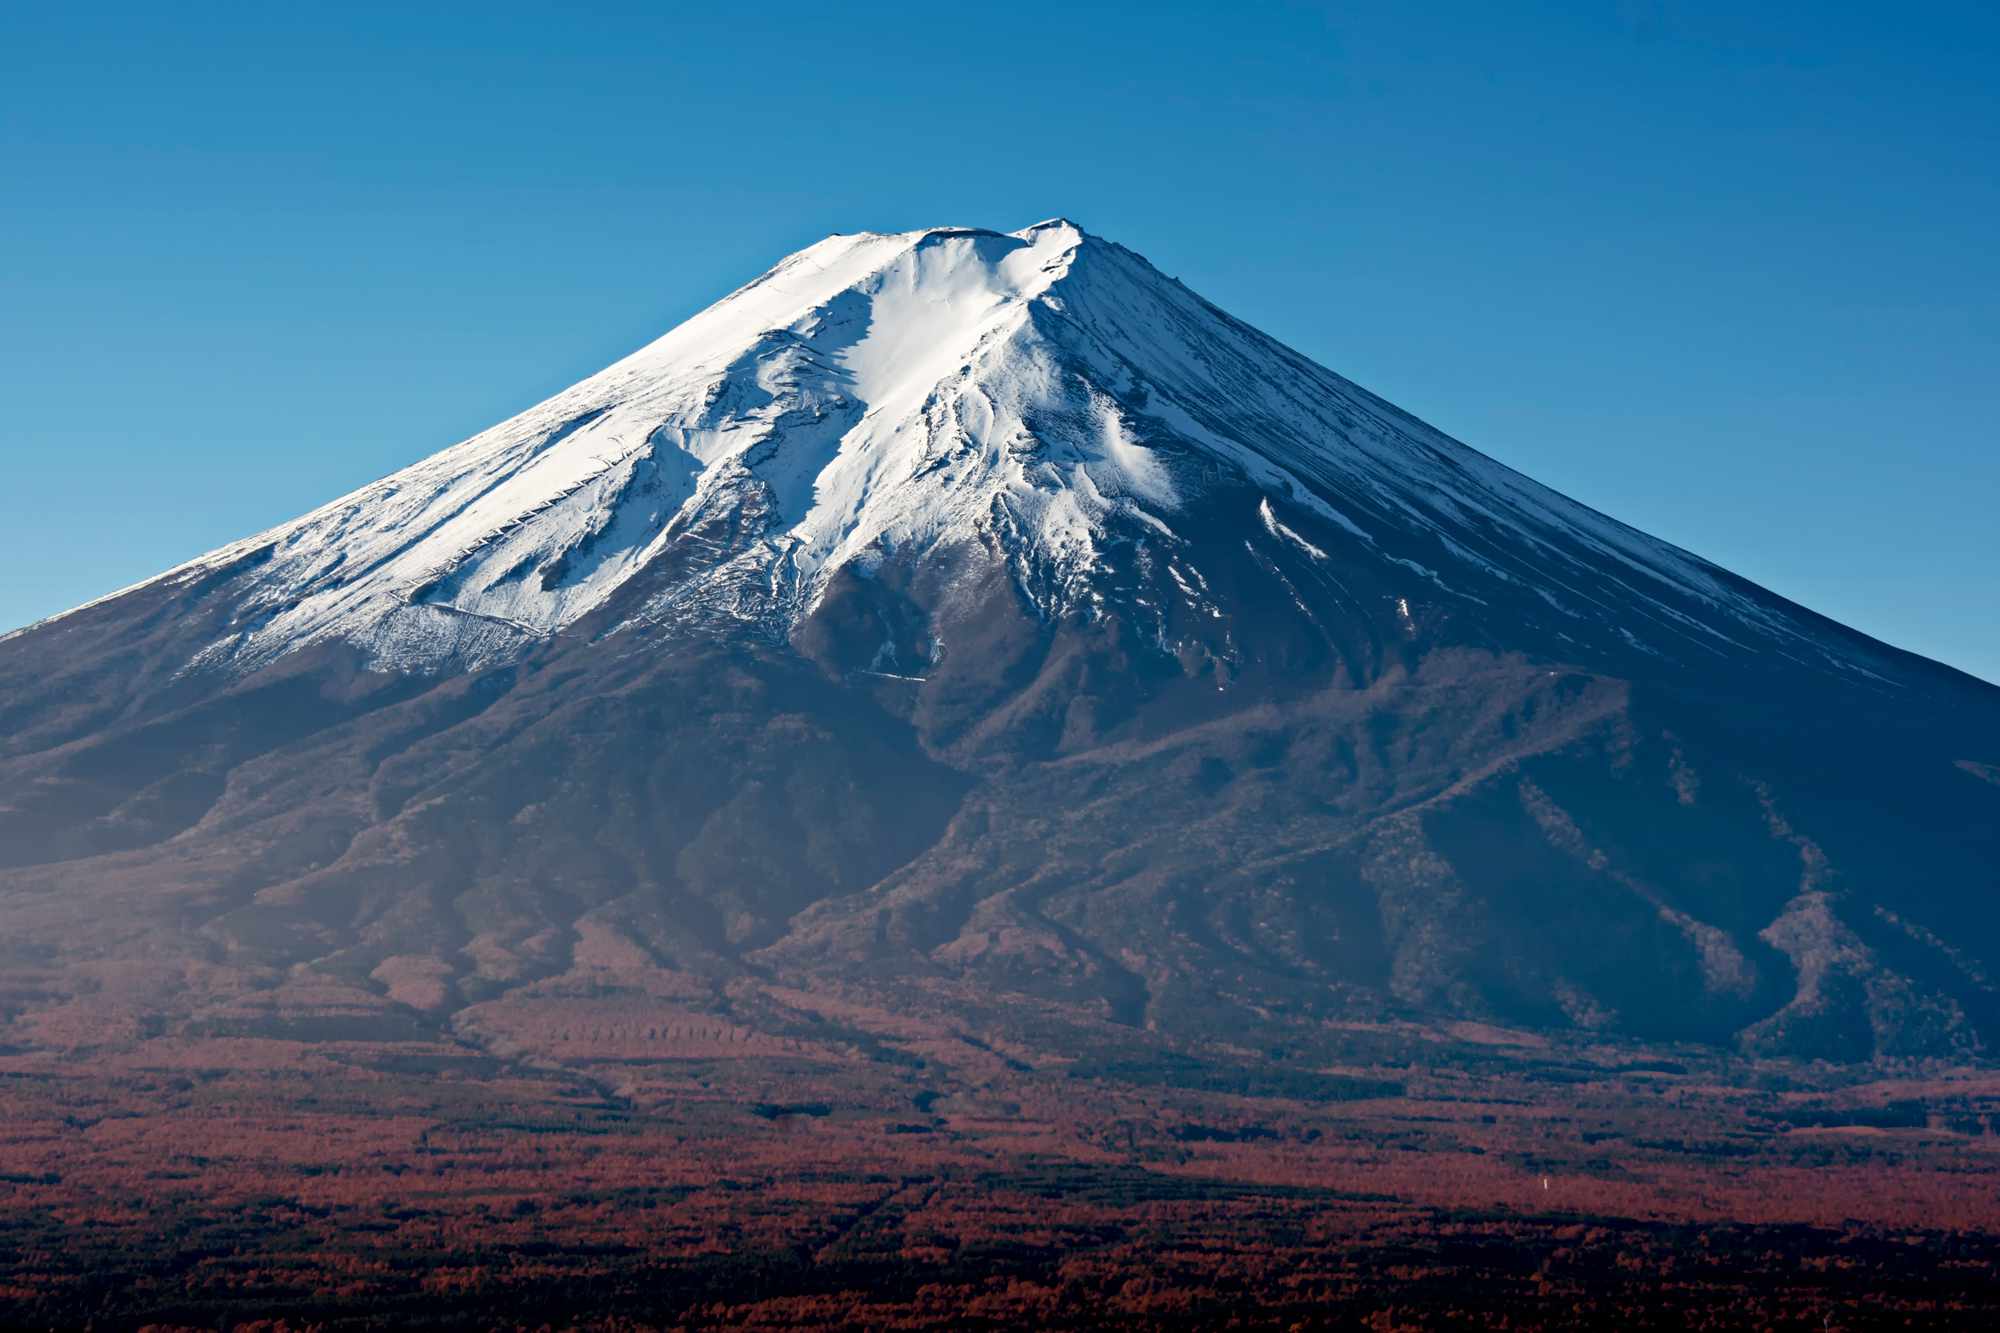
[[3, 2, 1995, 682]]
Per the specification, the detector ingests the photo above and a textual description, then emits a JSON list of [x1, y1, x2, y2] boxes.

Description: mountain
[[2, 218, 1996, 1064]]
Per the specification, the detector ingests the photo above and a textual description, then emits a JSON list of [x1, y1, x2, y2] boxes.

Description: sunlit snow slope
[[14, 219, 1897, 683]]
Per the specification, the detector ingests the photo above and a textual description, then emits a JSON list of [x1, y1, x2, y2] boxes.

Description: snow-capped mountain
[[2, 220, 1997, 1065], [19, 220, 1891, 689]]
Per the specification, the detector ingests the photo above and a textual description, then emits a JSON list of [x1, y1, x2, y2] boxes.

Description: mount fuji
[[3, 219, 1996, 1063]]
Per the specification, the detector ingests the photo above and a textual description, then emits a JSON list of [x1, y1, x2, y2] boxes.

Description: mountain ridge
[[1, 220, 1996, 1066], [10, 219, 1929, 696]]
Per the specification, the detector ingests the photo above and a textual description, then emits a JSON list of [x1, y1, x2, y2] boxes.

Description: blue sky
[[3, 2, 1995, 682]]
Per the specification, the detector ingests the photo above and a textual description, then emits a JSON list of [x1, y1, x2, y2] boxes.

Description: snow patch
[[1258, 498, 1328, 561]]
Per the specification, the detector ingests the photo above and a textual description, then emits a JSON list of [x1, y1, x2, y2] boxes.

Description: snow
[[20, 217, 1890, 684], [1259, 498, 1327, 561]]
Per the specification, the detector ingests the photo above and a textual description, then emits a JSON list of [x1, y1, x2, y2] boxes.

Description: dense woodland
[[2, 989, 1996, 1329]]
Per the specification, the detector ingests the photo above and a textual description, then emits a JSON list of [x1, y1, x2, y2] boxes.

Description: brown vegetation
[[2, 978, 1996, 1329]]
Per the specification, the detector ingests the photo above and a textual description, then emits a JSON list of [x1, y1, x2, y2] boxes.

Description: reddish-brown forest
[[2, 972, 1996, 1329]]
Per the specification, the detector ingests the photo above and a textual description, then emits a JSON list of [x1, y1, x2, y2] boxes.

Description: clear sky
[[3, 2, 1995, 682]]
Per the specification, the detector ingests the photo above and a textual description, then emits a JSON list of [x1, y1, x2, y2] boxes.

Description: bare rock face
[[2, 219, 1996, 1062]]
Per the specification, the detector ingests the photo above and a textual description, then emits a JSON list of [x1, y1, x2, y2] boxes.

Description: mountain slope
[[1, 219, 1996, 1063], [5, 219, 1917, 685]]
